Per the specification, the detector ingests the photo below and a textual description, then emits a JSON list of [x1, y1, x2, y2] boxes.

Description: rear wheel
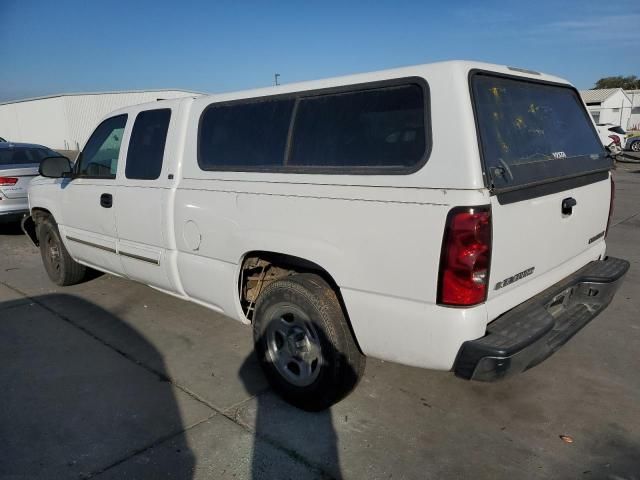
[[253, 273, 365, 411], [37, 217, 86, 286]]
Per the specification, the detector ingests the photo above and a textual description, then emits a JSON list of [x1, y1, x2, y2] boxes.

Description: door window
[[77, 115, 127, 178], [125, 109, 171, 180]]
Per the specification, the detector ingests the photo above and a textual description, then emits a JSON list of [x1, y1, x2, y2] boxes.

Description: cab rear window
[[471, 73, 610, 190]]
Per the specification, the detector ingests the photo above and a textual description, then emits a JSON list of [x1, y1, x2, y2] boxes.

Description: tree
[[593, 75, 640, 90]]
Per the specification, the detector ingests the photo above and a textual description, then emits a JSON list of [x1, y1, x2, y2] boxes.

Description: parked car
[[25, 61, 629, 410], [0, 142, 59, 223], [596, 123, 627, 154], [626, 135, 640, 153]]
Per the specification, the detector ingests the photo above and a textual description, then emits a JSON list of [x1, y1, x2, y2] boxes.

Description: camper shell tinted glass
[[197, 78, 430, 174], [471, 72, 610, 191], [289, 84, 425, 169], [199, 99, 295, 169]]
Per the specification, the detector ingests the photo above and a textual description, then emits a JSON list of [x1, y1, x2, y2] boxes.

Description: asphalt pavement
[[1, 165, 639, 479]]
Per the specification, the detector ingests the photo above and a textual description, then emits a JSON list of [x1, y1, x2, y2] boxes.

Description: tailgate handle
[[562, 197, 577, 215], [100, 193, 113, 209]]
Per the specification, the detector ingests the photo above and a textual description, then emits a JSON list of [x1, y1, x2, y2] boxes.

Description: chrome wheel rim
[[265, 305, 323, 387], [46, 234, 61, 274], [632, 142, 640, 152]]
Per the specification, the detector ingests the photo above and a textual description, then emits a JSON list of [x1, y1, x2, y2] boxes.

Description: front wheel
[[37, 217, 86, 286], [631, 141, 640, 153], [253, 273, 365, 411]]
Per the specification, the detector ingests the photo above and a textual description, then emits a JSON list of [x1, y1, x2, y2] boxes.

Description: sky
[[1, 0, 638, 102]]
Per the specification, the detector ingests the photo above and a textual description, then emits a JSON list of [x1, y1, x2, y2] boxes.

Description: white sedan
[[596, 123, 627, 154], [0, 142, 59, 223]]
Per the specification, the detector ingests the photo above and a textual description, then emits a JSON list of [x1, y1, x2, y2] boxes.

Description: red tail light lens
[[606, 176, 615, 237], [438, 206, 492, 306], [608, 134, 621, 146], [0, 177, 18, 186]]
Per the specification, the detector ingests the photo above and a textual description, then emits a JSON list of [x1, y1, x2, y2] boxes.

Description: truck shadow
[[0, 294, 194, 479], [238, 341, 356, 479]]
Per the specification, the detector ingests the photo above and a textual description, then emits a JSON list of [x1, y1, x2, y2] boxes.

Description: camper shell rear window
[[471, 71, 610, 191]]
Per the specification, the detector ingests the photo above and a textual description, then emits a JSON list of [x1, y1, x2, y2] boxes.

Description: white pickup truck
[[25, 61, 629, 410]]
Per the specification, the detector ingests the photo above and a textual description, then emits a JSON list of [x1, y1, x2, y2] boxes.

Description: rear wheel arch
[[237, 250, 362, 352], [31, 207, 56, 225]]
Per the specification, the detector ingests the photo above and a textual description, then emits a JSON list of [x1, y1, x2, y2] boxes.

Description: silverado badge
[[495, 267, 535, 290]]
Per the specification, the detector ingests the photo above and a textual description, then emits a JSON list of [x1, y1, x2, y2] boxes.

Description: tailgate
[[489, 175, 610, 300], [0, 165, 38, 198]]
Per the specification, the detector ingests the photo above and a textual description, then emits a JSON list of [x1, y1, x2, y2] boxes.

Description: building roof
[[0, 89, 204, 106], [579, 88, 622, 104]]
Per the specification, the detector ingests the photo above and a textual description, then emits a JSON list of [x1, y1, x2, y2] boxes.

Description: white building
[[625, 90, 640, 130], [0, 89, 201, 151], [580, 88, 633, 129]]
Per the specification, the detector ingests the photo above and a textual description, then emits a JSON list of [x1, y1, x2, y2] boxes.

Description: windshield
[[472, 73, 610, 190], [0, 147, 57, 166]]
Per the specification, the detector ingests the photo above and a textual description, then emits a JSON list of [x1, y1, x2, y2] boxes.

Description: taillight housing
[[0, 177, 19, 186], [438, 206, 492, 307], [608, 134, 621, 146], [606, 175, 615, 237]]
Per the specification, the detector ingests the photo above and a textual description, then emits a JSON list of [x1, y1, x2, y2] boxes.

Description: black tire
[[37, 216, 86, 286], [253, 273, 365, 411], [631, 141, 640, 153]]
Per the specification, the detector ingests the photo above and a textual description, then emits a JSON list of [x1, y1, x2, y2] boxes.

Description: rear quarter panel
[[173, 180, 491, 367]]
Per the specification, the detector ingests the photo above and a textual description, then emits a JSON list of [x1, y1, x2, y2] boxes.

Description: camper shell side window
[[197, 78, 431, 175]]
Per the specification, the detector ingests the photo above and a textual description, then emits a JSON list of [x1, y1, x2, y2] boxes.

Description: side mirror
[[39, 156, 73, 178]]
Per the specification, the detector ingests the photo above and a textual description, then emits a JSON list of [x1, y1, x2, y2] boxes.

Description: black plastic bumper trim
[[454, 256, 630, 381]]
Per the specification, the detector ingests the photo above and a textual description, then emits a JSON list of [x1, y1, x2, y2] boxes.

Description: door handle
[[100, 193, 113, 208], [562, 197, 577, 215]]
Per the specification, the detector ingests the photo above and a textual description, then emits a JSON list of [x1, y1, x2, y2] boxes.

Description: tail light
[[438, 206, 492, 306], [608, 134, 621, 146], [0, 177, 18, 186], [606, 176, 615, 237]]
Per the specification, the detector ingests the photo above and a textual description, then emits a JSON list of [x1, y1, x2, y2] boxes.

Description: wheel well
[[31, 207, 53, 223], [238, 251, 361, 351], [22, 208, 53, 247]]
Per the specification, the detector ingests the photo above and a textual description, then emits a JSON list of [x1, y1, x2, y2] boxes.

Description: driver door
[[58, 114, 128, 276]]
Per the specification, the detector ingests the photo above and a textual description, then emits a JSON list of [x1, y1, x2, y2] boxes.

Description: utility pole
[[274, 73, 280, 86], [620, 97, 624, 126]]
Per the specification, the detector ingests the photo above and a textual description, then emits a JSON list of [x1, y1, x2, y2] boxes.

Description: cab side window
[[77, 115, 127, 178], [125, 109, 171, 180]]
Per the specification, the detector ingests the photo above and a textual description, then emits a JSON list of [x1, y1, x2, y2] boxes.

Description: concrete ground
[[1, 166, 639, 480]]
